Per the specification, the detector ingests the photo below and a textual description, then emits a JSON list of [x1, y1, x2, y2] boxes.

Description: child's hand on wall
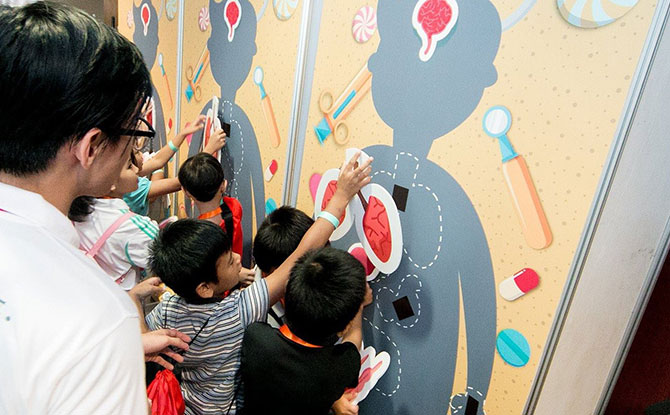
[[203, 128, 227, 155], [181, 115, 207, 137], [331, 391, 359, 415], [335, 151, 372, 202]]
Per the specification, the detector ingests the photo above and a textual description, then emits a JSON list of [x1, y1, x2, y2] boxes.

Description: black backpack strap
[[219, 201, 234, 240]]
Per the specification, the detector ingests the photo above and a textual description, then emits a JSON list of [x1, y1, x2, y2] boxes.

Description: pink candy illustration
[[224, 0, 241, 42], [198, 7, 210, 32], [352, 6, 377, 44], [411, 0, 459, 62]]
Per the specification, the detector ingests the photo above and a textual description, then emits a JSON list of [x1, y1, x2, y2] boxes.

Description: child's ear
[[195, 282, 214, 299], [220, 180, 228, 194]]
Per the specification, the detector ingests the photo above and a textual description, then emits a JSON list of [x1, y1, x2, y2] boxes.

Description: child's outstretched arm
[[138, 115, 206, 176], [146, 177, 181, 201], [264, 152, 372, 306]]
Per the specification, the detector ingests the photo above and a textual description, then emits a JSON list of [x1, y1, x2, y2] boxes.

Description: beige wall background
[[293, 1, 658, 414], [116, 0, 659, 412]]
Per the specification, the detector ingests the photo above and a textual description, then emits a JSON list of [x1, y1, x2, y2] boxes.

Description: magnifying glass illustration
[[483, 105, 552, 250]]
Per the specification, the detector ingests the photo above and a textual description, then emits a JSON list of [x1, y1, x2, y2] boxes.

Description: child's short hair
[[150, 219, 231, 302], [285, 247, 366, 345], [178, 152, 224, 202], [253, 206, 314, 273]]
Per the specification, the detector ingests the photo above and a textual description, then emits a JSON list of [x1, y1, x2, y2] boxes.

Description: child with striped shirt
[[144, 153, 372, 415]]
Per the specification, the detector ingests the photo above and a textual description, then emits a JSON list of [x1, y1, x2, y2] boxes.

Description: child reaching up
[[240, 247, 372, 415], [145, 153, 372, 415], [123, 116, 227, 216]]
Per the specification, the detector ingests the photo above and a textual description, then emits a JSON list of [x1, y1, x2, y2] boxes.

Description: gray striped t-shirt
[[146, 278, 269, 415]]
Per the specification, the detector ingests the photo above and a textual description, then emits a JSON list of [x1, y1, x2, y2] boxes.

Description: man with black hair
[[0, 2, 171, 412], [240, 247, 373, 415], [252, 206, 315, 327]]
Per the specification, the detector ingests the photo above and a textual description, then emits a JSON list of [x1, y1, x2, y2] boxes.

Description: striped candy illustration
[[352, 6, 377, 43], [557, 0, 639, 28], [273, 0, 299, 21]]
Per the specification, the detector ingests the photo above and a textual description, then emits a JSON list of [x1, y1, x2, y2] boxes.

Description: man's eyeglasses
[[108, 118, 156, 151]]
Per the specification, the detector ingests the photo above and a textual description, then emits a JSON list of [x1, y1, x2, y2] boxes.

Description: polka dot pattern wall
[[293, 0, 658, 414]]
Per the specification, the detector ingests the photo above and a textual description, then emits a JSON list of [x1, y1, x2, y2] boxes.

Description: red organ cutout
[[362, 196, 392, 262]]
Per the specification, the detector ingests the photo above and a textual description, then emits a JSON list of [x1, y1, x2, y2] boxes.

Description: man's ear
[[195, 281, 214, 299], [71, 128, 104, 170], [220, 180, 228, 194]]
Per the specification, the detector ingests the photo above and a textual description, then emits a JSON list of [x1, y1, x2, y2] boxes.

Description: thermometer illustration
[[157, 53, 174, 109], [483, 105, 552, 250], [253, 66, 281, 148]]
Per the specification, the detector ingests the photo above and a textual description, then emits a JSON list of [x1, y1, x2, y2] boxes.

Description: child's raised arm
[[138, 115, 206, 177], [264, 152, 372, 306]]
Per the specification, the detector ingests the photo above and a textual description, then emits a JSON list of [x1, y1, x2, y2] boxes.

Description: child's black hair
[[253, 206, 314, 274], [178, 152, 224, 202], [68, 196, 96, 222], [284, 247, 366, 346], [150, 219, 232, 302]]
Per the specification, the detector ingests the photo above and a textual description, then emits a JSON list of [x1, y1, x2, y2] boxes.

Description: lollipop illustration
[[199, 7, 210, 31], [352, 6, 377, 43]]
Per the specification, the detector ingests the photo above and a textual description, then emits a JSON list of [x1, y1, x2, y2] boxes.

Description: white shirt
[[75, 198, 159, 290], [0, 182, 147, 414]]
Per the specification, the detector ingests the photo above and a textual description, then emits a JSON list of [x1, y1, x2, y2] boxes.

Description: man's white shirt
[[0, 182, 147, 414]]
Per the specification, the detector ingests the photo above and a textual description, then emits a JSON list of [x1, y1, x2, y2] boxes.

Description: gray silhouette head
[[369, 0, 501, 144], [208, 0, 258, 95], [133, 0, 159, 69]]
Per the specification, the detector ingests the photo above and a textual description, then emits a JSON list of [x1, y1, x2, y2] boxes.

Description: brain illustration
[[224, 0, 241, 42], [412, 0, 459, 62]]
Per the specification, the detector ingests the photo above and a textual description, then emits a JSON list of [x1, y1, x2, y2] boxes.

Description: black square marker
[[465, 395, 480, 415], [392, 185, 409, 212], [392, 296, 414, 321]]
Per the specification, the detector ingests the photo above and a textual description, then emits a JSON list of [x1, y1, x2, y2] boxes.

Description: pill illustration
[[264, 160, 278, 182], [496, 329, 530, 367], [499, 267, 539, 301]]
